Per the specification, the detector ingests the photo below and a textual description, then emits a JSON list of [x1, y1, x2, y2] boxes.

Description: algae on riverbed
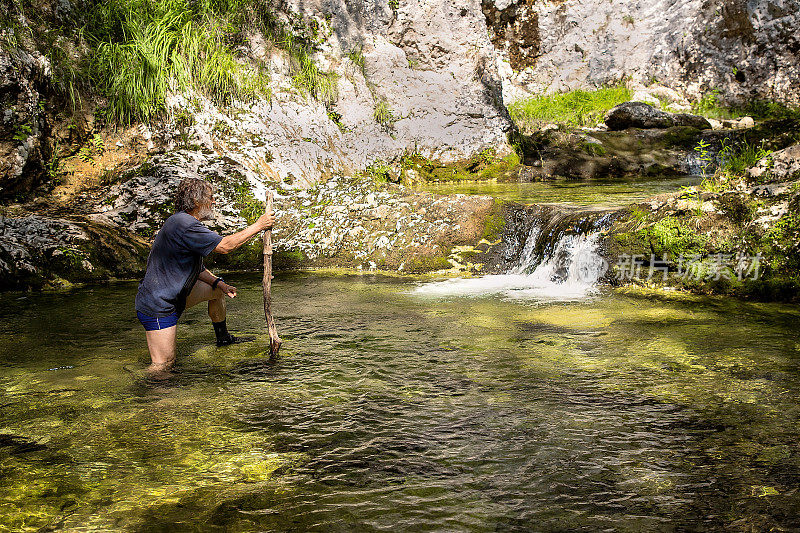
[[2, 274, 800, 531]]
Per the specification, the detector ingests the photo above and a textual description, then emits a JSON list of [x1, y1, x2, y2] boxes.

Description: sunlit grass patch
[[508, 86, 632, 130], [85, 0, 334, 124]]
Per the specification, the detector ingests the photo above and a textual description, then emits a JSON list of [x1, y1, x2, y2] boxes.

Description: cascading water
[[415, 211, 612, 300]]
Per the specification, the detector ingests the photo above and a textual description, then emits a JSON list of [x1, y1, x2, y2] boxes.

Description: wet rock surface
[[517, 126, 704, 180]]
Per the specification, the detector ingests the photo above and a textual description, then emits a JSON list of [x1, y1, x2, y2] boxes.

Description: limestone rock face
[[488, 0, 800, 106], [0, 214, 149, 289], [605, 102, 711, 131], [158, 0, 514, 189], [90, 151, 253, 236], [0, 48, 52, 198]]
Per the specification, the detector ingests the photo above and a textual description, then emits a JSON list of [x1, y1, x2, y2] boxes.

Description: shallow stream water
[[1, 273, 799, 531], [419, 176, 702, 208]]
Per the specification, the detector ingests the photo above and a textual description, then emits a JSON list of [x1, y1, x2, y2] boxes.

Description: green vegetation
[[763, 212, 800, 273], [373, 99, 396, 128], [346, 44, 366, 75], [85, 0, 275, 122], [508, 85, 632, 130], [76, 133, 105, 166], [695, 136, 774, 192], [399, 148, 520, 183], [273, 249, 306, 270], [719, 138, 772, 178], [402, 254, 453, 273], [640, 216, 707, 257], [231, 181, 264, 225], [292, 52, 338, 105], [482, 202, 506, 242], [327, 110, 346, 131], [1, 0, 337, 124], [693, 139, 714, 175], [692, 89, 800, 121], [361, 161, 393, 185]]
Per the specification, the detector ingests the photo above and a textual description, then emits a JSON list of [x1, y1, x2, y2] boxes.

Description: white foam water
[[413, 227, 607, 301]]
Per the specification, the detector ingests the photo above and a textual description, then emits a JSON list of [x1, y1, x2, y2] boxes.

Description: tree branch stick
[[263, 192, 281, 357]]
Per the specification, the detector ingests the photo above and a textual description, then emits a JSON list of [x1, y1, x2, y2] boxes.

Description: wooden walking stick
[[263, 191, 282, 357]]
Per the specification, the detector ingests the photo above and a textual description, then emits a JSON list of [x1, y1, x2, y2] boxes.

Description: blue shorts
[[137, 311, 179, 331]]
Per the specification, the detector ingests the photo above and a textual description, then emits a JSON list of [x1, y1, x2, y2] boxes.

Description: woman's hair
[[174, 178, 214, 213]]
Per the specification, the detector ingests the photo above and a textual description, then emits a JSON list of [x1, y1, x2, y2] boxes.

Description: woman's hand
[[220, 282, 237, 298]]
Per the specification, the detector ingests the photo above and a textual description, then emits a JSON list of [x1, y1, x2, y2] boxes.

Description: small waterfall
[[415, 210, 611, 301]]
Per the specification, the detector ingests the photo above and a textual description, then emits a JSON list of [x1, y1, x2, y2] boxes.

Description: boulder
[[670, 113, 714, 129], [605, 102, 711, 131], [747, 144, 800, 183]]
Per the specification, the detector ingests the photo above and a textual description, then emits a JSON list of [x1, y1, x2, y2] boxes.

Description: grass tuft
[[508, 85, 632, 130], [81, 0, 335, 124], [373, 99, 396, 128]]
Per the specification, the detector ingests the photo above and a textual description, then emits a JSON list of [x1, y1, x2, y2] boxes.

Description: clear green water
[[1, 273, 800, 531], [419, 176, 702, 208]]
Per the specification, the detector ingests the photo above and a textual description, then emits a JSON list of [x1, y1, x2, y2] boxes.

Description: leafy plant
[[693, 139, 713, 175], [82, 0, 340, 123], [45, 143, 64, 184], [362, 161, 392, 184], [327, 110, 346, 131], [75, 133, 105, 166], [583, 141, 606, 156], [292, 53, 338, 105], [12, 123, 32, 143]]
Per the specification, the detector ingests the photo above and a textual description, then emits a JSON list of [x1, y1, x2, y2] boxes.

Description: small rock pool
[[1, 273, 799, 531], [419, 175, 702, 208]]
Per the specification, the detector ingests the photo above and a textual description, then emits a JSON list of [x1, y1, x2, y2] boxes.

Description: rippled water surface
[[1, 273, 800, 531], [419, 176, 702, 208]]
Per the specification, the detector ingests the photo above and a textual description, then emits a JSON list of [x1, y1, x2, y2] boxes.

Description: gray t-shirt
[[135, 211, 223, 317]]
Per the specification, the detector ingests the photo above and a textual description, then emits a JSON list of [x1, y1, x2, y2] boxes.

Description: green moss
[[206, 240, 262, 271], [762, 213, 800, 275], [640, 216, 707, 257], [403, 149, 521, 183], [402, 254, 452, 273], [482, 203, 506, 242], [661, 127, 703, 149], [478, 152, 520, 180]]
